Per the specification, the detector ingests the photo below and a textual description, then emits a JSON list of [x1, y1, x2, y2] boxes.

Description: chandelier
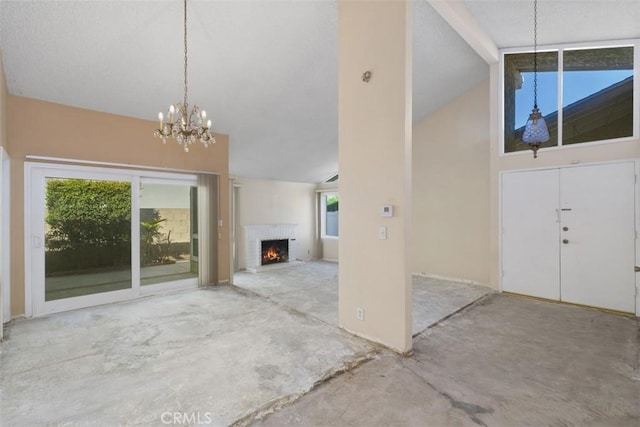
[[521, 0, 549, 159], [154, 0, 215, 152]]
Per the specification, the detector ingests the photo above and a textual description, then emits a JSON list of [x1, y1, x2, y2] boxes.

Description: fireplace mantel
[[244, 224, 299, 272]]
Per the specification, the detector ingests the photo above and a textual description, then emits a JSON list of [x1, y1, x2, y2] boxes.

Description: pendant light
[[521, 0, 549, 159], [154, 0, 215, 152]]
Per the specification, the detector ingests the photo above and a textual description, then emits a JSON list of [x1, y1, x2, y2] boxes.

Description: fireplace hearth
[[261, 239, 289, 265]]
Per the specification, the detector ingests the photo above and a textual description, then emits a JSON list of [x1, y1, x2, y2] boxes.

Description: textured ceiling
[[1, 1, 638, 183], [463, 0, 640, 48]]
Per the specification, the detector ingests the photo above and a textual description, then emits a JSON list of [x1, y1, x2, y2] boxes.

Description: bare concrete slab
[[255, 294, 640, 427], [0, 286, 375, 426], [234, 262, 493, 334], [234, 261, 339, 325], [412, 275, 491, 334]]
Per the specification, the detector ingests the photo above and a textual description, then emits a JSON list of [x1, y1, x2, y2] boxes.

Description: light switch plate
[[378, 226, 387, 240]]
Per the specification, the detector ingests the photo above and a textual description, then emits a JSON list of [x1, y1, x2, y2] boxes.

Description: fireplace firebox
[[261, 239, 289, 265]]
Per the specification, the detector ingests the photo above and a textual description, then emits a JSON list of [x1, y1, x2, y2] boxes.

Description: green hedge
[[45, 179, 132, 275], [326, 195, 339, 212]]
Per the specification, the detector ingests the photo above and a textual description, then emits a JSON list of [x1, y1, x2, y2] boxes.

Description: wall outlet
[[357, 307, 364, 321]]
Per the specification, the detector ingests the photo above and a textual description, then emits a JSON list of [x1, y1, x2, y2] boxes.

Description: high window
[[502, 41, 638, 154]]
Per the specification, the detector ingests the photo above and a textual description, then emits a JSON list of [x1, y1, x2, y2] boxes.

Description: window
[[502, 41, 637, 154], [321, 193, 339, 237]]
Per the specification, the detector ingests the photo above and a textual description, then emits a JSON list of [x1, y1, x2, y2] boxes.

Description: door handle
[[635, 266, 640, 272], [32, 236, 43, 248], [562, 239, 569, 244]]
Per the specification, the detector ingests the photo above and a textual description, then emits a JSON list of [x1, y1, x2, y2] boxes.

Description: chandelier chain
[[183, 0, 188, 111], [533, 0, 538, 108]]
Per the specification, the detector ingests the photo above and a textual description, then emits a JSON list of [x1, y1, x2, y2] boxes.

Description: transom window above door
[[501, 40, 638, 155]]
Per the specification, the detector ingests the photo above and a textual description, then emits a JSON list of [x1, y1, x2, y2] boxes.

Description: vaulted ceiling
[[1, 1, 638, 183]]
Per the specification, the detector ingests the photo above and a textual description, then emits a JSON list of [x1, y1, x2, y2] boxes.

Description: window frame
[[320, 191, 339, 239], [499, 38, 640, 157], [25, 161, 201, 316]]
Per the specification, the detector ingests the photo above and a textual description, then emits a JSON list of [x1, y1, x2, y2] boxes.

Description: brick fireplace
[[244, 224, 298, 272]]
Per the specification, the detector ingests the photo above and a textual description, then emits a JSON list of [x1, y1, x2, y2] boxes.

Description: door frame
[[25, 162, 199, 317], [499, 158, 639, 316]]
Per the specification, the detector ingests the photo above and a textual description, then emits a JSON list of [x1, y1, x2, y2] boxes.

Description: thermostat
[[381, 205, 394, 217]]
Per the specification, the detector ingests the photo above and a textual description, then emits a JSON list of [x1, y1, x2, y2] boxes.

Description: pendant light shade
[[523, 107, 550, 158], [522, 0, 549, 159]]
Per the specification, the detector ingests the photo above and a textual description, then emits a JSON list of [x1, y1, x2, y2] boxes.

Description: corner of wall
[[412, 79, 492, 286]]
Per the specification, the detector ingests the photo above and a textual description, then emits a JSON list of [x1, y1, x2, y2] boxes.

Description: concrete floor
[[3, 262, 638, 426], [256, 294, 640, 427], [233, 261, 492, 334], [0, 286, 375, 426]]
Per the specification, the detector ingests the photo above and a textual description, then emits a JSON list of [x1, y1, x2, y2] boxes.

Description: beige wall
[[8, 96, 230, 316], [338, 0, 412, 353], [488, 62, 640, 288], [234, 177, 317, 270], [412, 80, 490, 284], [155, 208, 191, 244], [0, 55, 6, 150], [321, 237, 338, 262]]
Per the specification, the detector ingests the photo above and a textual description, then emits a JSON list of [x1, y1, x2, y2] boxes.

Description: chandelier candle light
[[521, 0, 550, 159], [155, 0, 215, 152]]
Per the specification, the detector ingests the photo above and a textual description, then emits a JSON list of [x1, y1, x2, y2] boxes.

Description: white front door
[[502, 168, 560, 300], [559, 162, 636, 313], [501, 161, 637, 314]]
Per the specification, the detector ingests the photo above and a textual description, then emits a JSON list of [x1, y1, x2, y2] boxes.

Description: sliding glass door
[[139, 180, 198, 289], [45, 177, 133, 301], [28, 164, 201, 316]]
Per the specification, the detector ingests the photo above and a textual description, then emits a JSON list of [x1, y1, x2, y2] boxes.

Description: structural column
[[338, 0, 412, 353]]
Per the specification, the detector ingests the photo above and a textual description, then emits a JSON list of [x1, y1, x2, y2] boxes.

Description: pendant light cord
[[533, 0, 538, 109]]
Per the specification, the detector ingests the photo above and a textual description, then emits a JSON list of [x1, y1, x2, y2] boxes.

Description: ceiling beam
[[426, 0, 499, 64]]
